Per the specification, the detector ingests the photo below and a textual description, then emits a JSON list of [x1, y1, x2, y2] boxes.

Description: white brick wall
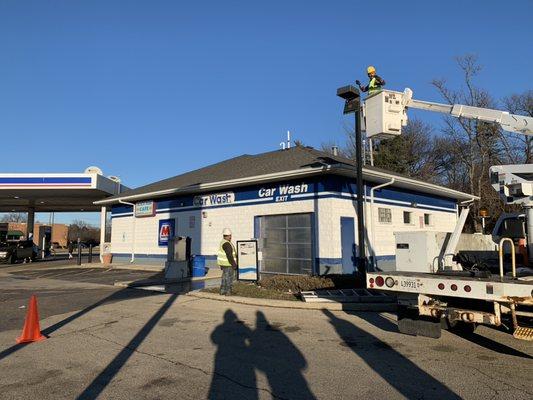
[[111, 197, 458, 262]]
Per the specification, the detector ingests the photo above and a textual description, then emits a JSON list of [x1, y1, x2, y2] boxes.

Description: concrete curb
[[90, 263, 165, 272], [114, 274, 221, 288], [114, 279, 175, 288], [186, 291, 397, 312]]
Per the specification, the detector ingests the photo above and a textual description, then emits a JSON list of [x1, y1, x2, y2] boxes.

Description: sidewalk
[[187, 291, 397, 311], [113, 266, 222, 288]]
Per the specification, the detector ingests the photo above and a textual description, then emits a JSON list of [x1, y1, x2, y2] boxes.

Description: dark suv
[[0, 240, 38, 264]]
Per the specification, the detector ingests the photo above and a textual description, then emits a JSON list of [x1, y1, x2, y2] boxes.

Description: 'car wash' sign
[[135, 201, 155, 218], [193, 192, 235, 207], [258, 183, 309, 202], [158, 219, 175, 246]]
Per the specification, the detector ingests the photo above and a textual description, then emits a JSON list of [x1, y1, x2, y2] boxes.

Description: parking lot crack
[[81, 330, 291, 400]]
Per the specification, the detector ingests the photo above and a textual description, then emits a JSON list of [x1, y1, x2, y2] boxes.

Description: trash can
[[102, 253, 113, 265], [192, 255, 206, 277]]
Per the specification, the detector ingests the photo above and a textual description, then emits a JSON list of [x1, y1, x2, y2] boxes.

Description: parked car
[[0, 240, 37, 264]]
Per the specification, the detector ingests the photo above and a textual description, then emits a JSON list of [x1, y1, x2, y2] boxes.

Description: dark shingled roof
[[100, 145, 473, 203]]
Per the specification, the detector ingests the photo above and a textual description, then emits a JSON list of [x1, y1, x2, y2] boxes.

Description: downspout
[[369, 178, 395, 269], [119, 199, 136, 263]]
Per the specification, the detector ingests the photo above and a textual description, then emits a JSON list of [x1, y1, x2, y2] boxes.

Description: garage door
[[259, 213, 313, 275]]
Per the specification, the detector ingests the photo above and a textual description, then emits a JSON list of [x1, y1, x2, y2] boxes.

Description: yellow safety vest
[[217, 240, 236, 267], [368, 77, 382, 96]]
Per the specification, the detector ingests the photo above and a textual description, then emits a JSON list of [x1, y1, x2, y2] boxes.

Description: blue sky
[[1, 0, 532, 224]]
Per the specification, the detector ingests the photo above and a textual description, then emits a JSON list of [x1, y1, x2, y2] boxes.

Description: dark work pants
[[220, 267, 235, 295]]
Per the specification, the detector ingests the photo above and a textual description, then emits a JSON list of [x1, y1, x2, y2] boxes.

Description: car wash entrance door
[[258, 213, 313, 275]]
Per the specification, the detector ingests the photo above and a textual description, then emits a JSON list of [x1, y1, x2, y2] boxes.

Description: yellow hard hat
[[367, 66, 376, 74]]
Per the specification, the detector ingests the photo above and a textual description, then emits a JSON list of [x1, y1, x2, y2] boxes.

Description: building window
[[424, 213, 432, 226], [378, 208, 392, 223], [403, 211, 412, 224], [259, 213, 313, 275]]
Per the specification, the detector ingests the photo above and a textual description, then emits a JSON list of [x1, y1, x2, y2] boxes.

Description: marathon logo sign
[[258, 183, 309, 203], [193, 192, 235, 207], [158, 219, 175, 247], [135, 201, 156, 218]]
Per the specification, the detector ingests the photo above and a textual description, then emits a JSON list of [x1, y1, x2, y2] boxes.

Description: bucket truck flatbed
[[366, 270, 533, 304]]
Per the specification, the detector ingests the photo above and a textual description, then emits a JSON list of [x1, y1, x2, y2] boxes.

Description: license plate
[[399, 279, 419, 290]]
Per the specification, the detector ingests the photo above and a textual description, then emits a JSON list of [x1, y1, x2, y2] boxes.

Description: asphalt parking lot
[[0, 262, 532, 400], [1, 265, 162, 333]]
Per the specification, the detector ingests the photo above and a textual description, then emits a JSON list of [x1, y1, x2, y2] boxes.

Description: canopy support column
[[27, 208, 35, 240], [100, 206, 107, 263]]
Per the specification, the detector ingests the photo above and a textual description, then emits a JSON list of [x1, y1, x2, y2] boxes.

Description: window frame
[[378, 207, 392, 224], [403, 211, 413, 225]]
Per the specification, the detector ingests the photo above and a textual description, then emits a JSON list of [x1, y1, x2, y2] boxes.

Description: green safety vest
[[368, 77, 382, 96], [217, 240, 236, 267]]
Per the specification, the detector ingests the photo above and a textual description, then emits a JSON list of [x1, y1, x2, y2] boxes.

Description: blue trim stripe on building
[[111, 175, 458, 218], [0, 177, 92, 186]]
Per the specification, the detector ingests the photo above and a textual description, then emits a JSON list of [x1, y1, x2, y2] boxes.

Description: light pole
[[337, 85, 366, 282]]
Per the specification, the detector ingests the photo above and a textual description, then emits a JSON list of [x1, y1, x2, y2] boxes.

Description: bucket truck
[[364, 88, 533, 341]]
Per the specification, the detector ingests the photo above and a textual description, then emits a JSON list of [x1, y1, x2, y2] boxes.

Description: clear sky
[[1, 0, 532, 224]]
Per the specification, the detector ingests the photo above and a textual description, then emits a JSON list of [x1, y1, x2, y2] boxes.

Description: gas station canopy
[[0, 172, 127, 212]]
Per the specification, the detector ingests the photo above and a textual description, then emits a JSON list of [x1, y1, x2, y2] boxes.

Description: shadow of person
[[208, 310, 258, 400], [251, 311, 317, 400], [323, 309, 461, 400]]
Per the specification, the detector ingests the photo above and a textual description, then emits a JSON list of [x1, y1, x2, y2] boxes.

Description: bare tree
[[68, 220, 100, 243], [432, 55, 502, 232], [0, 213, 27, 223], [501, 90, 533, 163]]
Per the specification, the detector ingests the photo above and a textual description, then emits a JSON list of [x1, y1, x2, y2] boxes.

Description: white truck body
[[363, 88, 533, 340]]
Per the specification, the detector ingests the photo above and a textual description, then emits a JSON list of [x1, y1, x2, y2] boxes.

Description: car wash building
[[97, 146, 475, 275]]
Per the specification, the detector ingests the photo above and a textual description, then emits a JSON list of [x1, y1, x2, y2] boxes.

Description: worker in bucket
[[217, 228, 238, 295], [356, 66, 385, 96]]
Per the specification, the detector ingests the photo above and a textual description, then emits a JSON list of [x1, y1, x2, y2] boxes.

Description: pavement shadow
[[349, 311, 398, 333], [208, 310, 316, 400], [450, 331, 533, 359], [353, 310, 533, 360], [323, 309, 461, 400], [0, 288, 158, 362], [76, 292, 180, 400]]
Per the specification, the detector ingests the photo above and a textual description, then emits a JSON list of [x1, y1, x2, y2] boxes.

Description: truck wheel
[[445, 319, 477, 335], [9, 254, 17, 264], [31, 252, 37, 262]]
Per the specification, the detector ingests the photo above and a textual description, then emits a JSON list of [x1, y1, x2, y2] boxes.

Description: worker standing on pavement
[[68, 240, 74, 259], [217, 228, 238, 296], [356, 66, 385, 96]]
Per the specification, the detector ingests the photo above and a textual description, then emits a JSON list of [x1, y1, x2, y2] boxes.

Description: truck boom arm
[[402, 88, 533, 136]]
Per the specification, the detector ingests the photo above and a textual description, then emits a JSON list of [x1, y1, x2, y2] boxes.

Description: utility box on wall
[[394, 231, 446, 273]]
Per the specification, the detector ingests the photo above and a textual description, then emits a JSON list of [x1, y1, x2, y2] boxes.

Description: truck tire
[[9, 254, 17, 264]]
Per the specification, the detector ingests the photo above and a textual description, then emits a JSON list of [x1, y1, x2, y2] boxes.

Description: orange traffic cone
[[16, 295, 46, 344]]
